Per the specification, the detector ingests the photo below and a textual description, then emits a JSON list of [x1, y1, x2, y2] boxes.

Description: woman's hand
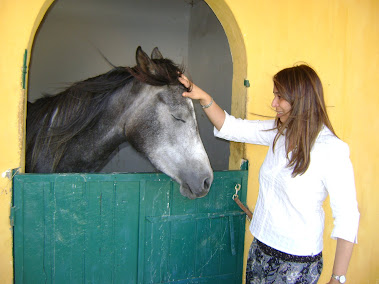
[[179, 75, 212, 106], [178, 74, 225, 131]]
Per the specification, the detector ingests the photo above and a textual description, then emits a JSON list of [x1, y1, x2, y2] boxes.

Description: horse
[[26, 46, 213, 199]]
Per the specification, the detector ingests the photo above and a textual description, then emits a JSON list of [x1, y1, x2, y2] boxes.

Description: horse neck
[[56, 84, 137, 172], [84, 84, 137, 153]]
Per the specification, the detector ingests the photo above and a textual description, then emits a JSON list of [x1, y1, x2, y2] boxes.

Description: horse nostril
[[203, 177, 211, 191]]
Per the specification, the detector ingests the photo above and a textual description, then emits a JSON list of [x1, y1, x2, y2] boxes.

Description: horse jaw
[[147, 139, 213, 199], [121, 77, 213, 199]]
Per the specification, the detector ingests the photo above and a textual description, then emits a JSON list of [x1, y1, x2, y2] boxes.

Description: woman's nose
[[272, 96, 279, 108]]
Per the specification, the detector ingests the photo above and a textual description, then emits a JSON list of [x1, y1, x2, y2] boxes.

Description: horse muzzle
[[179, 170, 213, 199]]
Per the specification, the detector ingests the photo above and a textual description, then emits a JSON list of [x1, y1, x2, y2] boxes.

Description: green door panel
[[13, 170, 248, 284]]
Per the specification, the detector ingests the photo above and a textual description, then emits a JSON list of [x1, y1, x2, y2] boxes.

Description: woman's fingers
[[179, 75, 209, 102], [179, 74, 191, 88], [179, 75, 197, 99]]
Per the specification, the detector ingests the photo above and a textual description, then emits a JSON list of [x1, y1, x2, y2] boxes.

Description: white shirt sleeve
[[214, 111, 276, 146], [322, 140, 360, 243]]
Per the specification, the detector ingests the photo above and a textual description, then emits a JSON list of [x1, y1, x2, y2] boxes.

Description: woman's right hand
[[179, 74, 225, 131], [179, 75, 213, 106]]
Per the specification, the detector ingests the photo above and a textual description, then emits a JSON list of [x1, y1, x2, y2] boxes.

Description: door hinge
[[10, 207, 15, 227], [22, 49, 28, 89], [244, 79, 250, 88]]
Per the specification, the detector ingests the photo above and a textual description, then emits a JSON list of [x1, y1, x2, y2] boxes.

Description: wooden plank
[[53, 176, 86, 283], [113, 181, 140, 284], [84, 181, 114, 283], [137, 180, 146, 284]]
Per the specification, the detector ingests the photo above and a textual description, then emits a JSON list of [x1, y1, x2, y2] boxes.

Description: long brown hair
[[272, 64, 336, 177]]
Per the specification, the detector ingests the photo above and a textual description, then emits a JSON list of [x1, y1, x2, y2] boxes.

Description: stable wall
[[1, 1, 53, 284], [1, 0, 378, 283]]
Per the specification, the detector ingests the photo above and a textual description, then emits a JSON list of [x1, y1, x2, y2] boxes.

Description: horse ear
[[136, 46, 156, 74], [151, 47, 163, 60]]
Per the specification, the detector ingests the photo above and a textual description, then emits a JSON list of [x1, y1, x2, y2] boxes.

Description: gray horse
[[26, 47, 213, 199]]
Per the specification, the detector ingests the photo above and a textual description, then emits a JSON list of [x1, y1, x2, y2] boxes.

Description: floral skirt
[[246, 239, 323, 284]]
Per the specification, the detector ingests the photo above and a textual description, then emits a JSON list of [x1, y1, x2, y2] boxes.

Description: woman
[[179, 64, 359, 284]]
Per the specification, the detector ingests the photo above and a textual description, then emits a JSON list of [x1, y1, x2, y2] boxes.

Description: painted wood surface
[[13, 170, 248, 283]]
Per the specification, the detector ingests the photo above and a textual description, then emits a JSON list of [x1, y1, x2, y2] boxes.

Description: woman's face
[[272, 86, 292, 123]]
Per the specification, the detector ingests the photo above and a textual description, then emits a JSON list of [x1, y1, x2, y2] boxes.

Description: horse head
[[123, 47, 213, 199], [26, 46, 213, 199]]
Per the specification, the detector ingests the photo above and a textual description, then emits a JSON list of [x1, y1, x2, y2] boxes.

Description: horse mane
[[129, 58, 185, 87], [27, 57, 185, 172]]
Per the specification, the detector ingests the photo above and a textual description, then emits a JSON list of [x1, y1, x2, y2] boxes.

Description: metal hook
[[232, 184, 241, 200]]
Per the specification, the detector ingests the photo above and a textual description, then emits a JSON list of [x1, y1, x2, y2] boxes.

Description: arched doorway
[[27, 0, 241, 173]]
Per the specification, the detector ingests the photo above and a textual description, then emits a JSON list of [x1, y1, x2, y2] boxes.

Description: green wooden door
[[12, 170, 248, 284]]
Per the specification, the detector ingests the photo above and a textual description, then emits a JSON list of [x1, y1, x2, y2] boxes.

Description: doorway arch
[[27, 0, 244, 173], [25, 0, 247, 172]]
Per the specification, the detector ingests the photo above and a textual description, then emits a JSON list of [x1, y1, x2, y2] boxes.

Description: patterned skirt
[[246, 239, 323, 284]]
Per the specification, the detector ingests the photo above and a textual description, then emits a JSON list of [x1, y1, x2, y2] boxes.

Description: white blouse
[[214, 112, 359, 256]]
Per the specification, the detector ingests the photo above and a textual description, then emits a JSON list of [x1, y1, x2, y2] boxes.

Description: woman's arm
[[179, 75, 226, 131], [322, 141, 359, 283], [327, 238, 354, 284]]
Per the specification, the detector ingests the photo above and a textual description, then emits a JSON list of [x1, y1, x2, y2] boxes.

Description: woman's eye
[[171, 114, 186, 123]]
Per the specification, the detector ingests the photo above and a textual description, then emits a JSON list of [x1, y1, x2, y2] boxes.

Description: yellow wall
[[0, 0, 55, 282], [217, 1, 379, 283], [1, 0, 378, 283]]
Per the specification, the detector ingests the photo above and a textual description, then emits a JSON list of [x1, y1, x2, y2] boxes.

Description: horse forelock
[[127, 58, 188, 90]]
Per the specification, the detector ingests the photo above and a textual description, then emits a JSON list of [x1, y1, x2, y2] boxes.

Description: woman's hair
[[272, 64, 336, 177]]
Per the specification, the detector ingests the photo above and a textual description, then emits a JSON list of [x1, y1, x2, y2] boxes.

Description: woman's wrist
[[199, 95, 213, 107], [200, 97, 213, 109], [329, 277, 339, 283]]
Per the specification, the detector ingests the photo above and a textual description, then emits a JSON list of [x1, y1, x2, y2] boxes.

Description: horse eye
[[171, 114, 186, 123]]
